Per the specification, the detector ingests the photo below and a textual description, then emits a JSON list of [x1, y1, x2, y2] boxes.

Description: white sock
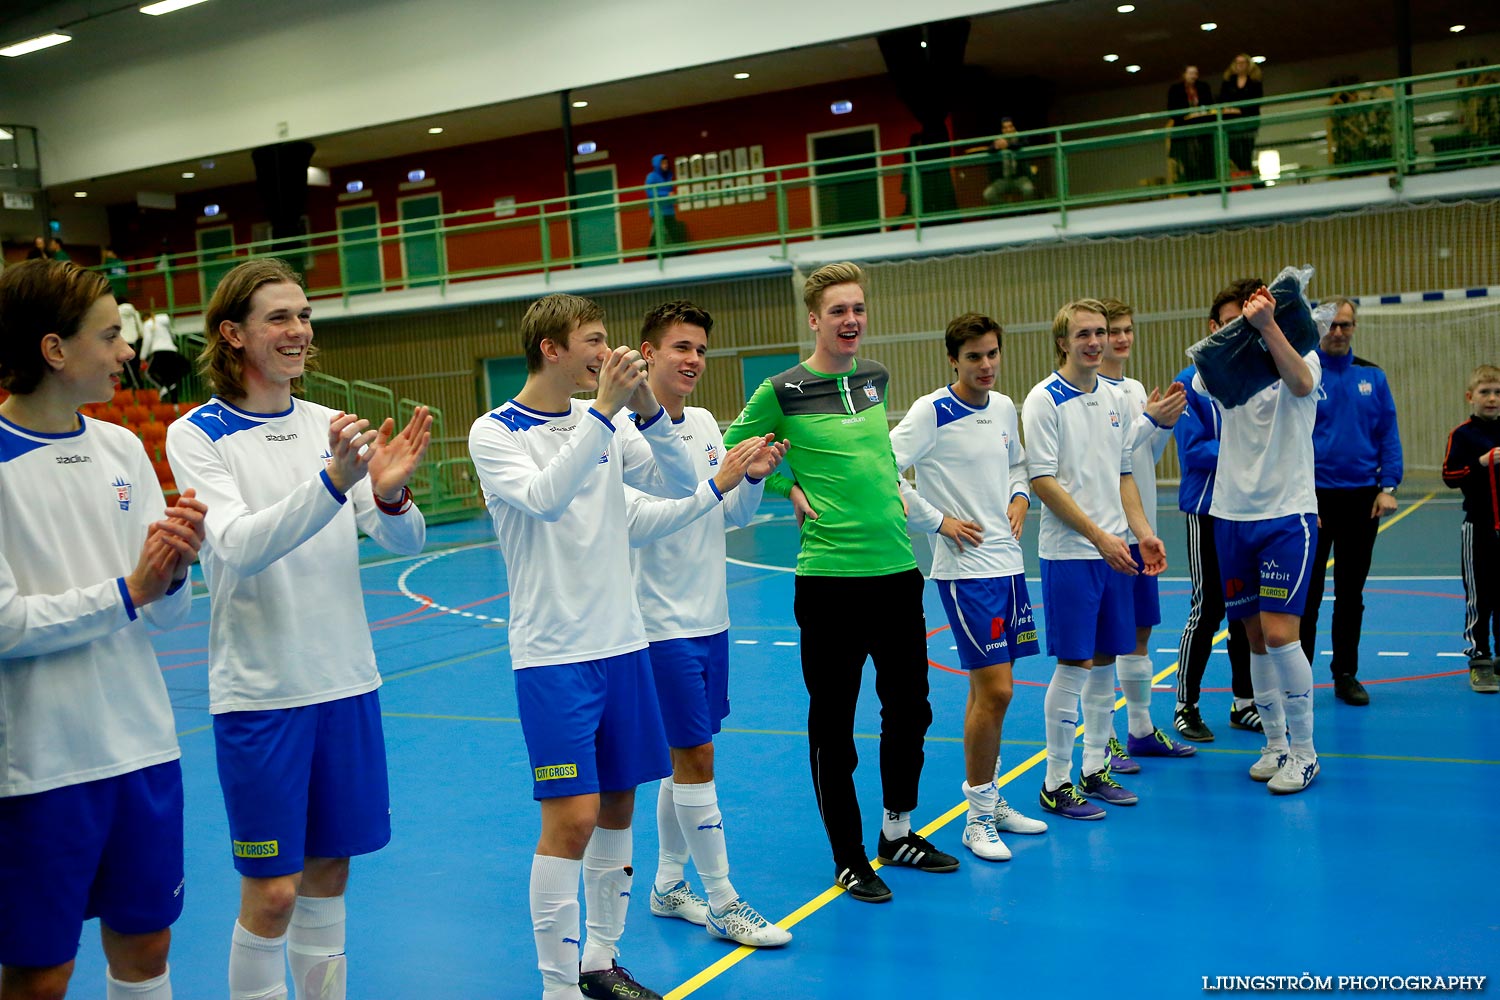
[[962, 780, 998, 821], [1233, 696, 1254, 711], [1249, 651, 1288, 749], [107, 966, 171, 999], [531, 854, 582, 997], [880, 809, 911, 840], [1269, 640, 1316, 754], [229, 921, 288, 1000], [654, 778, 688, 893], [1116, 654, 1154, 738], [992, 752, 1003, 784], [581, 826, 632, 974], [1175, 699, 1187, 713], [288, 895, 345, 1000], [1043, 664, 1088, 790], [674, 780, 737, 912], [1080, 662, 1117, 775]]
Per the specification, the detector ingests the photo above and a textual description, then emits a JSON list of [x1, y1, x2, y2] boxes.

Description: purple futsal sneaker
[[1079, 767, 1139, 806], [1106, 734, 1140, 774], [1126, 727, 1197, 758], [1039, 781, 1106, 820]]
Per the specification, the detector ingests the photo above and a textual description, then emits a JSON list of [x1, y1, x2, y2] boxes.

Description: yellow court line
[[667, 490, 1438, 998]]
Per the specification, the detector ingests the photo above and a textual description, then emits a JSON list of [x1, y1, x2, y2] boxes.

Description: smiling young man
[[889, 313, 1049, 863], [610, 300, 793, 948], [1022, 299, 1166, 821], [725, 262, 957, 905], [0, 259, 206, 1000], [1095, 299, 1196, 771], [166, 258, 431, 1000], [468, 293, 710, 1000]]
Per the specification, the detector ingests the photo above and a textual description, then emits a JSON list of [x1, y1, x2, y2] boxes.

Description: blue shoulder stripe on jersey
[[932, 395, 975, 429], [1045, 376, 1086, 405], [187, 402, 263, 441], [0, 427, 51, 464], [491, 406, 550, 433]]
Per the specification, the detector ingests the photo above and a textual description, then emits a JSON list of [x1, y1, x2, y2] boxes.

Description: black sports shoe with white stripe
[[835, 861, 892, 903], [876, 832, 960, 872]]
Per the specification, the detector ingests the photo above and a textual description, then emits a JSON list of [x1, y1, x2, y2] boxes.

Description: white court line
[[1437, 652, 1468, 657], [1377, 651, 1410, 657], [734, 639, 758, 645], [772, 641, 798, 647]]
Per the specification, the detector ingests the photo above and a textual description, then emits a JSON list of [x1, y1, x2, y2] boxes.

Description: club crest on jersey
[[1358, 380, 1373, 396], [111, 476, 132, 511], [863, 380, 879, 403], [1108, 409, 1121, 427], [705, 442, 720, 467], [597, 451, 609, 465]]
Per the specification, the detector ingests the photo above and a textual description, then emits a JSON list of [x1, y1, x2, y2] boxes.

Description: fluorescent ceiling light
[[427, 126, 444, 135], [1200, 22, 1217, 31], [73, 190, 87, 198], [572, 100, 588, 108], [1, 33, 72, 57], [1117, 4, 1135, 12], [181, 171, 195, 179], [1126, 64, 1141, 73], [1103, 54, 1119, 62], [733, 72, 750, 80], [0, 128, 12, 140], [1252, 55, 1266, 63], [1450, 24, 1466, 33], [140, 0, 212, 15]]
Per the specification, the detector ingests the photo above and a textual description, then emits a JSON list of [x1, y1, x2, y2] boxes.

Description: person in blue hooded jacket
[[646, 154, 686, 251], [1298, 298, 1402, 706]]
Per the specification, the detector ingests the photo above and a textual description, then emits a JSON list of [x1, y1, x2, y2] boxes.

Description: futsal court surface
[[73, 489, 1495, 997]]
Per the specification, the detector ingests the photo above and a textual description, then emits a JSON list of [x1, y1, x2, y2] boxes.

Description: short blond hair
[[1051, 298, 1107, 365], [521, 293, 604, 373], [1468, 364, 1500, 392], [803, 262, 864, 313], [1099, 298, 1133, 323]]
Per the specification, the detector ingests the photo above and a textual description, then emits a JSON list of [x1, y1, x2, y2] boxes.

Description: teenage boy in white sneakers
[[616, 301, 792, 948], [889, 312, 1048, 862], [1022, 300, 1167, 821], [1095, 298, 1197, 773]]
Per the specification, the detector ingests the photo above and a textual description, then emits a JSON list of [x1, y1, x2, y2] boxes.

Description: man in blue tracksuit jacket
[[1299, 298, 1403, 706]]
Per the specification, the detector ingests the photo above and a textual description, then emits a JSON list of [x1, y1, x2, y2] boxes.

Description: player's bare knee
[[301, 856, 351, 897], [101, 926, 170, 981], [242, 874, 302, 928], [671, 743, 715, 783], [1, 961, 74, 1000]]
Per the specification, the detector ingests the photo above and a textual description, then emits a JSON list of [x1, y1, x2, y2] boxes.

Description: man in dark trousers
[[1299, 298, 1402, 705]]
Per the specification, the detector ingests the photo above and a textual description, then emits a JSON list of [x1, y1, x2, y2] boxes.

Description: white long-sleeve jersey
[[0, 414, 189, 797], [165, 397, 426, 714], [1022, 372, 1134, 561], [889, 386, 1029, 580], [1098, 374, 1172, 539], [620, 407, 766, 641], [469, 400, 697, 669]]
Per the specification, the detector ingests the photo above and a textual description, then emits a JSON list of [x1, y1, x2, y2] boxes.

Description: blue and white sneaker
[[1106, 734, 1140, 774], [1039, 781, 1106, 821], [1249, 746, 1287, 782], [1079, 767, 1139, 806], [1126, 727, 1197, 758], [706, 898, 791, 947], [649, 879, 708, 926], [1267, 750, 1320, 794], [993, 797, 1047, 834], [961, 814, 1011, 861]]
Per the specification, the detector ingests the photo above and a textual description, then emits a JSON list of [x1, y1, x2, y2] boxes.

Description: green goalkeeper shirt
[[724, 357, 915, 577]]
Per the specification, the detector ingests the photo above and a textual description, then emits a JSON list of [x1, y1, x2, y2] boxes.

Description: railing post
[[909, 150, 923, 241], [1391, 85, 1410, 185], [774, 168, 788, 256], [539, 204, 551, 283], [1053, 130, 1068, 230], [1216, 111, 1230, 208]]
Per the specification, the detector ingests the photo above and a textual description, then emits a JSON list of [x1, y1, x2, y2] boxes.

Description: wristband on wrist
[[375, 485, 412, 515]]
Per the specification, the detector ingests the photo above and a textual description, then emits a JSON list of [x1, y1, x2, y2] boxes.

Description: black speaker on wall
[[251, 141, 316, 247]]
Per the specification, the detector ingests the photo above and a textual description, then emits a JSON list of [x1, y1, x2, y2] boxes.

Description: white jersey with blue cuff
[[1099, 373, 1172, 538]]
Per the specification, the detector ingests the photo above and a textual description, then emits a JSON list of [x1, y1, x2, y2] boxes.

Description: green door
[[337, 204, 382, 295], [196, 225, 236, 305], [483, 357, 530, 410], [739, 351, 801, 402], [399, 193, 443, 288], [572, 167, 619, 267], [811, 129, 881, 236]]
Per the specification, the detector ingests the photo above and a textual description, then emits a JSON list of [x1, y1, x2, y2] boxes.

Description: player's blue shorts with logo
[[1128, 543, 1163, 628], [1040, 558, 1136, 661], [647, 630, 731, 749], [516, 648, 671, 799], [1214, 513, 1318, 621], [0, 760, 184, 968], [935, 574, 1040, 670], [214, 689, 391, 877]]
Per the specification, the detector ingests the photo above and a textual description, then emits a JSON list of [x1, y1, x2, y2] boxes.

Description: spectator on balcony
[[1168, 65, 1217, 184], [26, 236, 48, 260], [1220, 53, 1264, 174], [105, 247, 130, 302], [140, 311, 188, 403], [646, 154, 687, 252], [47, 239, 71, 263], [981, 117, 1037, 204]]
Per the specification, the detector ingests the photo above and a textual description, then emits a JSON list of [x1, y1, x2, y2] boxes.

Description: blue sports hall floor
[[69, 487, 1496, 998]]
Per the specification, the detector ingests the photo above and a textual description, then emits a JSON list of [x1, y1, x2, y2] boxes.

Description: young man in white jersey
[[1193, 282, 1322, 793], [889, 313, 1049, 862], [1094, 299, 1197, 772], [613, 301, 793, 948], [469, 293, 741, 1000], [165, 259, 431, 1000], [1022, 300, 1167, 821], [0, 260, 206, 1000]]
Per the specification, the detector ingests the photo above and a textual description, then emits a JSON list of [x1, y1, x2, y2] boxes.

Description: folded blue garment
[[1186, 266, 1321, 408]]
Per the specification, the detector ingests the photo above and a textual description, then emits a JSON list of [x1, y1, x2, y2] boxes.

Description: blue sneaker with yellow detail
[[1126, 727, 1197, 758], [1039, 780, 1106, 820]]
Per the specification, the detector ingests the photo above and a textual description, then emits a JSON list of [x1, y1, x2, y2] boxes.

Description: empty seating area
[[79, 388, 195, 494]]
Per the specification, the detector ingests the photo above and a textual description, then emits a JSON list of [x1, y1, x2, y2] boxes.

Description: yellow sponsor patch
[[1260, 586, 1290, 600], [1017, 630, 1038, 644], [232, 839, 280, 858], [534, 763, 578, 782]]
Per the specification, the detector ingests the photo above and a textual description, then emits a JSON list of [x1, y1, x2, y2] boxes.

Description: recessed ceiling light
[[1117, 4, 1135, 12], [920, 40, 928, 48], [181, 171, 195, 179], [1103, 53, 1120, 62], [0, 128, 12, 140], [1126, 64, 1141, 73], [571, 100, 588, 108], [427, 126, 443, 135], [1200, 22, 1217, 31], [0, 33, 71, 57], [139, 0, 212, 14], [73, 190, 87, 198], [733, 72, 750, 80], [1251, 55, 1267, 63], [1450, 23, 1466, 32]]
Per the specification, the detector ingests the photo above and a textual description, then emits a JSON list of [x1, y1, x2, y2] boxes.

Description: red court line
[[371, 591, 510, 631], [369, 593, 436, 628], [925, 624, 1047, 685], [1366, 588, 1462, 600]]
